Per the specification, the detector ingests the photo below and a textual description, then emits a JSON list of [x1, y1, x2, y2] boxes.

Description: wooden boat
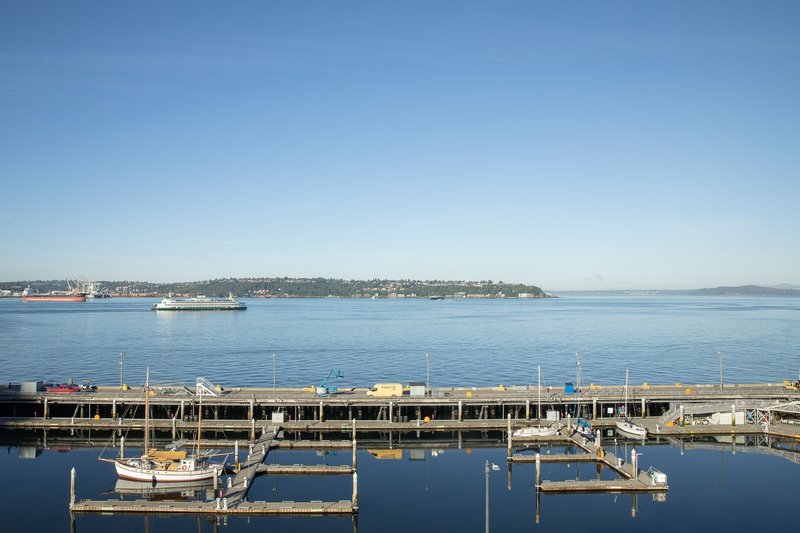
[[101, 369, 220, 482]]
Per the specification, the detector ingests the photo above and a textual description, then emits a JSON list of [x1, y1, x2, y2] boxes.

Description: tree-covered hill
[[0, 277, 550, 299]]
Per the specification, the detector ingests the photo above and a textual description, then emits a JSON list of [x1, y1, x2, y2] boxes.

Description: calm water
[[0, 296, 798, 388], [1, 296, 799, 531], [0, 436, 797, 532]]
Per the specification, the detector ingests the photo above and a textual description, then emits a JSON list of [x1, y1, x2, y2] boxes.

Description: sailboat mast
[[196, 388, 202, 459], [624, 369, 629, 419], [537, 365, 541, 420], [144, 367, 150, 456]]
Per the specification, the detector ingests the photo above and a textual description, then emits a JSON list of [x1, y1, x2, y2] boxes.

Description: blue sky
[[1, 1, 798, 290]]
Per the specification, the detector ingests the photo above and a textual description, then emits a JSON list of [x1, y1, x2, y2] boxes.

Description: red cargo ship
[[21, 287, 86, 302]]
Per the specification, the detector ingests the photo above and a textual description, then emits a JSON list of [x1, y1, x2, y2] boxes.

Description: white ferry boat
[[152, 294, 246, 311]]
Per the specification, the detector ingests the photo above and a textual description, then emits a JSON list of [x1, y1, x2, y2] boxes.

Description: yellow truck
[[367, 383, 404, 397]]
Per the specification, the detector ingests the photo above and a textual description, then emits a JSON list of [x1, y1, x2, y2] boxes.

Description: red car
[[46, 384, 80, 394]]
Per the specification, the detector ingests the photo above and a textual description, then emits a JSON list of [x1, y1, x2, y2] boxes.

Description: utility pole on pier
[[426, 353, 430, 397]]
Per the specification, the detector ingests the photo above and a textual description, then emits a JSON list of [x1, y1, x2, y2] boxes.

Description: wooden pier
[[69, 424, 360, 516], [509, 425, 669, 493]]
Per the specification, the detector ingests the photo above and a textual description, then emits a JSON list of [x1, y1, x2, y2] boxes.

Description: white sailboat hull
[[615, 419, 647, 438], [513, 424, 562, 438], [114, 460, 219, 482]]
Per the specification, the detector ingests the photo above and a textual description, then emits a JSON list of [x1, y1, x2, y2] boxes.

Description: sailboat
[[101, 368, 221, 482], [513, 365, 563, 437], [615, 369, 647, 438]]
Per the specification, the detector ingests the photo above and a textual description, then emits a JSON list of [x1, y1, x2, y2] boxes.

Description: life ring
[[181, 465, 187, 471]]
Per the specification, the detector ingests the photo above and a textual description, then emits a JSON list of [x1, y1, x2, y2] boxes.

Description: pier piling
[[70, 466, 76, 507]]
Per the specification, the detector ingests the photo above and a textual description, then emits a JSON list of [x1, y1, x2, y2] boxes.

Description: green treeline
[[1, 278, 549, 299]]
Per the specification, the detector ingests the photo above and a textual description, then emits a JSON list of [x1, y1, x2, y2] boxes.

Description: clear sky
[[1, 1, 798, 290]]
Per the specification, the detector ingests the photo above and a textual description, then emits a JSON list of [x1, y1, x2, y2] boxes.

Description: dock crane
[[316, 370, 344, 396]]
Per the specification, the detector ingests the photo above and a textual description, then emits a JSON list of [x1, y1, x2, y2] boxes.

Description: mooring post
[[731, 404, 736, 427], [679, 404, 684, 426], [641, 397, 646, 419], [507, 413, 512, 458], [248, 399, 254, 421], [526, 399, 530, 420], [234, 440, 239, 469], [250, 418, 255, 441], [535, 453, 541, 486], [596, 429, 602, 452], [631, 448, 638, 479], [70, 466, 76, 507], [213, 471, 218, 491], [352, 473, 360, 510], [120, 435, 124, 459], [110, 398, 115, 420], [352, 416, 359, 512], [171, 414, 177, 439], [180, 399, 184, 421], [389, 401, 393, 424], [458, 400, 463, 421], [44, 397, 48, 419], [352, 418, 357, 470]]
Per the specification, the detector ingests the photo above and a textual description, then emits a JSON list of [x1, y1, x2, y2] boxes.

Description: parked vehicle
[[46, 384, 80, 394], [367, 383, 403, 397]]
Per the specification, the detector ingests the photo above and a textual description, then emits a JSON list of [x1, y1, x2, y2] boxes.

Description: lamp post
[[426, 353, 430, 397], [485, 460, 490, 533], [718, 351, 723, 389], [119, 352, 125, 391], [485, 460, 498, 533]]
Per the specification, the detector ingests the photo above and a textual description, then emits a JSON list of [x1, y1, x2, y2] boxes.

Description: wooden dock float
[[256, 464, 353, 475], [539, 477, 668, 493], [70, 499, 354, 514], [223, 427, 279, 507], [511, 453, 598, 464]]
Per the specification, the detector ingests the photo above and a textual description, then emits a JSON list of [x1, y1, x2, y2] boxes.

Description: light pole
[[119, 352, 125, 391], [426, 353, 430, 397], [718, 351, 723, 389], [272, 353, 276, 396], [485, 460, 490, 533], [484, 460, 498, 533]]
